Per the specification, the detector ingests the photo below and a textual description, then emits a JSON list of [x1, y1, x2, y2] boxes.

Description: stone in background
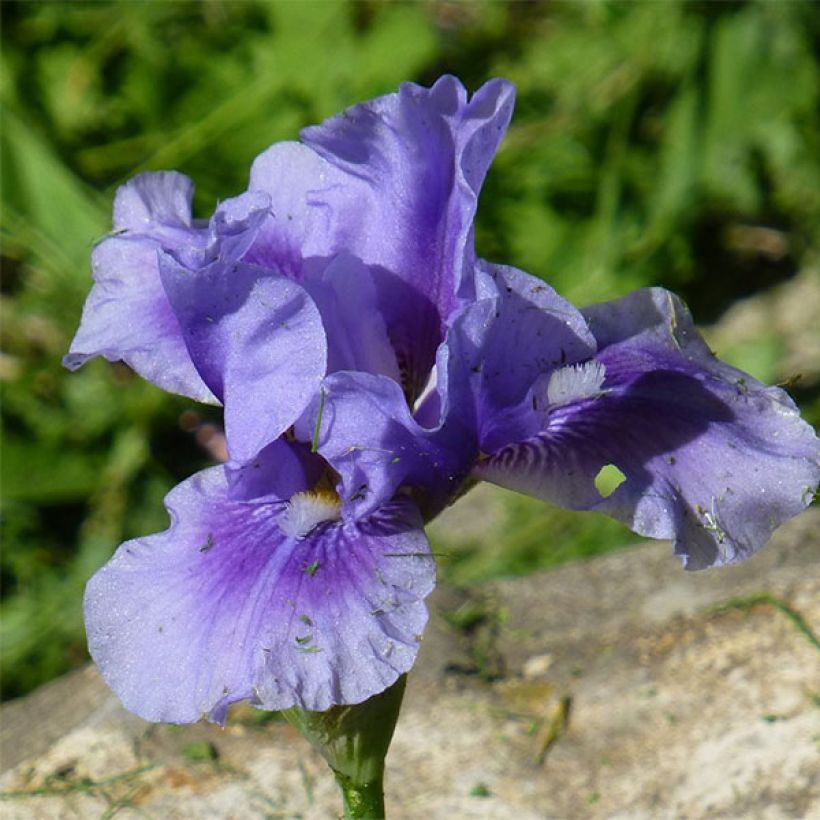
[[1, 506, 817, 819]]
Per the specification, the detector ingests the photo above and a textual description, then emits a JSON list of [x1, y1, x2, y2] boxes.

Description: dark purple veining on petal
[[84, 459, 434, 723]]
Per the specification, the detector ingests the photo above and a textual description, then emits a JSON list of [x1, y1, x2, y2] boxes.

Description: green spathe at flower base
[[283, 675, 407, 819]]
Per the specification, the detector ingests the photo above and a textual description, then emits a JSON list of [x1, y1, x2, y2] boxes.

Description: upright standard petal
[[474, 288, 820, 569], [249, 77, 516, 399], [84, 455, 435, 724], [64, 172, 216, 402], [300, 76, 516, 310]]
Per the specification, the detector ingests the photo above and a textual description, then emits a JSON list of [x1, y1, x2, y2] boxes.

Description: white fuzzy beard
[[279, 490, 342, 539], [546, 360, 606, 407]]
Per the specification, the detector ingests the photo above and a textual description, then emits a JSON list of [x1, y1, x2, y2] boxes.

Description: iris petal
[[64, 172, 216, 401], [471, 261, 597, 412], [474, 289, 820, 568], [159, 257, 327, 465], [249, 78, 516, 400], [300, 75, 515, 312], [300, 264, 596, 522], [63, 175, 272, 405], [419, 262, 597, 452], [300, 253, 400, 382], [84, 463, 434, 723], [304, 371, 476, 522], [113, 171, 196, 232]]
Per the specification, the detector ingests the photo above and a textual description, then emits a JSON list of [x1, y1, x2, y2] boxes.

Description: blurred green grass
[[2, 0, 819, 700]]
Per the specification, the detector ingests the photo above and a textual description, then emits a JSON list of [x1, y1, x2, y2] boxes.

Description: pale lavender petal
[[64, 171, 215, 401], [159, 256, 327, 464], [475, 289, 820, 569], [113, 171, 196, 231], [84, 463, 434, 723], [245, 142, 349, 279], [111, 171, 213, 267], [192, 190, 272, 270]]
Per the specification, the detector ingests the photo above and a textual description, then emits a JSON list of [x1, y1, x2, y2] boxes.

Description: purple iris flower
[[68, 77, 513, 721], [67, 75, 819, 727]]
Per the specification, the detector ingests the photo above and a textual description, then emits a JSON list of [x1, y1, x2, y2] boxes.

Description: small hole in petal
[[594, 464, 626, 498]]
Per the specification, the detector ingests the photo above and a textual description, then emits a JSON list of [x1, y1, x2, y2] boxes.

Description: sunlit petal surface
[[85, 457, 434, 723]]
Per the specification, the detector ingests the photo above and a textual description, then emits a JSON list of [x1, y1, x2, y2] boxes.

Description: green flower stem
[[333, 770, 386, 819], [283, 675, 407, 819]]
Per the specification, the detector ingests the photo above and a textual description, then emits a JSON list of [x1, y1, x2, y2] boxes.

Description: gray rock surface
[[2, 506, 818, 819]]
